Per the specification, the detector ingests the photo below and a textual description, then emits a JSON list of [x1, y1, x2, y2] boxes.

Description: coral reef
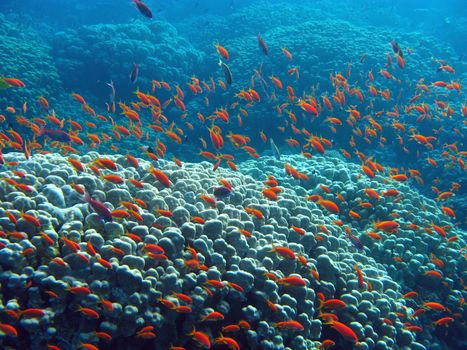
[[179, 1, 458, 89], [0, 13, 64, 115], [52, 19, 205, 102], [0, 2, 465, 349], [0, 152, 463, 349]]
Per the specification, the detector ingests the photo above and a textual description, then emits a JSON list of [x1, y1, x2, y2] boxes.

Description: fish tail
[[83, 192, 91, 203], [318, 298, 324, 310]]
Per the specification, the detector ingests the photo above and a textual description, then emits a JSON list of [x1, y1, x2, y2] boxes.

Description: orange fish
[[270, 76, 283, 89], [318, 199, 340, 214], [277, 276, 306, 287], [215, 43, 229, 60], [281, 47, 293, 60], [354, 264, 364, 289], [275, 320, 304, 331], [149, 166, 171, 187], [187, 328, 211, 348], [325, 320, 359, 343], [271, 245, 296, 259]]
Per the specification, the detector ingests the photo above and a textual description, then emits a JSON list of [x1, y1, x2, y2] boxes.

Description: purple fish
[[129, 63, 139, 83], [211, 185, 232, 198], [346, 231, 364, 250], [133, 0, 153, 18], [38, 127, 71, 142], [84, 192, 113, 222], [257, 34, 268, 56]]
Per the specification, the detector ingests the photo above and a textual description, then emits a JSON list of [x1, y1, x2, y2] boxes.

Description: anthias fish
[[0, 3, 465, 349]]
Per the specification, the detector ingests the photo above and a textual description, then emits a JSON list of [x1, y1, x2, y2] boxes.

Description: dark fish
[[130, 63, 139, 83], [84, 192, 113, 222], [133, 0, 153, 18], [346, 231, 364, 250], [38, 127, 71, 143], [219, 59, 232, 86], [360, 53, 368, 63], [270, 138, 281, 161], [106, 80, 115, 103], [257, 34, 268, 55], [390, 40, 403, 58], [212, 186, 232, 198]]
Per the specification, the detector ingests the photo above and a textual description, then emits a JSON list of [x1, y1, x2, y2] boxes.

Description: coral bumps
[[0, 152, 463, 349], [52, 20, 205, 99], [0, 14, 63, 113]]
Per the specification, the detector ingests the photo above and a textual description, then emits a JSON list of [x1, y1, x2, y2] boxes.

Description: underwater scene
[[0, 0, 466, 349]]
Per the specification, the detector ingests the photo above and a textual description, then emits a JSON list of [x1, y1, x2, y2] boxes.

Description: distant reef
[[51, 20, 205, 102], [0, 13, 64, 115]]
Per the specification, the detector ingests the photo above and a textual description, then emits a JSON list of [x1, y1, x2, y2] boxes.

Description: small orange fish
[[275, 320, 304, 331], [149, 166, 171, 187], [271, 245, 296, 259], [215, 43, 229, 60], [187, 328, 211, 349], [277, 276, 306, 287]]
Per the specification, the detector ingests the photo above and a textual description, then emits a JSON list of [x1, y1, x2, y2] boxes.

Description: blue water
[[8, 0, 462, 223], [0, 1, 466, 349]]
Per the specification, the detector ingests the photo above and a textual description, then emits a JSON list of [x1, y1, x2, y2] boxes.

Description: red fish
[[149, 166, 171, 187], [281, 47, 293, 60], [0, 323, 18, 337], [321, 299, 346, 310], [215, 43, 229, 60], [326, 320, 359, 343], [271, 245, 296, 259], [3, 77, 25, 88], [133, 0, 153, 18], [275, 320, 304, 331], [201, 311, 224, 322], [374, 221, 399, 233], [277, 276, 306, 287], [318, 199, 340, 214], [215, 335, 240, 350], [84, 192, 112, 222], [354, 264, 364, 289], [187, 328, 211, 348]]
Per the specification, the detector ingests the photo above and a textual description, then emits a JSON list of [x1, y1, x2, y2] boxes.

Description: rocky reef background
[[0, 1, 466, 348], [0, 151, 465, 349], [0, 0, 465, 246], [0, 13, 64, 115], [1, 1, 466, 104]]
